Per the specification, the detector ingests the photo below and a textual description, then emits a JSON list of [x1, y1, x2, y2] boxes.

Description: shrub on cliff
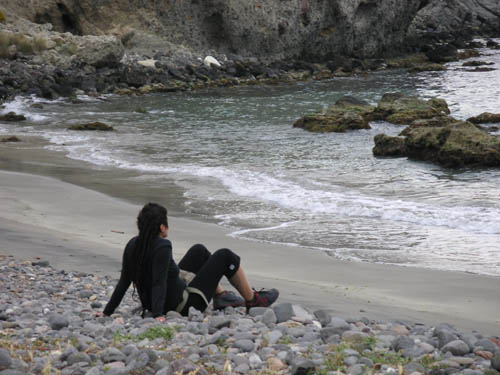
[[0, 32, 48, 58], [0, 10, 6, 23]]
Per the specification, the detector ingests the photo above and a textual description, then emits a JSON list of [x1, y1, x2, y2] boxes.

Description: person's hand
[[95, 311, 105, 318], [155, 316, 166, 323]]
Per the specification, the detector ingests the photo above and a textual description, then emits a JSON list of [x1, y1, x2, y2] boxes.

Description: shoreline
[[1, 166, 499, 336]]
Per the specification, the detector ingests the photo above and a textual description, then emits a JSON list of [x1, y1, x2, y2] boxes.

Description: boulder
[[0, 112, 26, 121], [376, 93, 450, 125], [467, 112, 500, 124], [293, 96, 374, 133], [373, 134, 407, 156], [67, 121, 114, 131]]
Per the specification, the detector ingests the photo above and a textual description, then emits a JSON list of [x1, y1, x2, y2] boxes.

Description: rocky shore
[[1, 256, 500, 375]]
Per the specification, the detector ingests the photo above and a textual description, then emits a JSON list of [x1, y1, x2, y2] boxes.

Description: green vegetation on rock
[[0, 32, 48, 58], [113, 325, 175, 344], [0, 10, 6, 23]]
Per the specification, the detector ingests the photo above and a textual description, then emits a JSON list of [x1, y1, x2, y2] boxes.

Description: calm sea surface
[[2, 41, 500, 276]]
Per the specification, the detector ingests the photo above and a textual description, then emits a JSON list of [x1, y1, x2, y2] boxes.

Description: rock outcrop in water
[[293, 96, 374, 133], [294, 93, 451, 133], [374, 114, 500, 168]]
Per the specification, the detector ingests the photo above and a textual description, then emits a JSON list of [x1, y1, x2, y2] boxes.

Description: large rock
[[293, 96, 374, 133], [405, 121, 500, 167], [374, 121, 500, 168]]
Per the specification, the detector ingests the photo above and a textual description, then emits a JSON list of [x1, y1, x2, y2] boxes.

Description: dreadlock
[[131, 203, 168, 293]]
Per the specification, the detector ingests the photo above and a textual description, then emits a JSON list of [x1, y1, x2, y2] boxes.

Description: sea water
[[1, 41, 499, 276]]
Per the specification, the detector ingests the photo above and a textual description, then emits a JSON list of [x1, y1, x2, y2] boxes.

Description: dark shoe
[[213, 291, 245, 310], [246, 288, 279, 310]]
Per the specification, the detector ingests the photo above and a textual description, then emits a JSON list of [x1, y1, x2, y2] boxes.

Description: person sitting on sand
[[97, 202, 279, 321]]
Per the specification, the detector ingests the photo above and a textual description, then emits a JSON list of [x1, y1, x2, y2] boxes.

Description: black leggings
[[178, 244, 241, 315]]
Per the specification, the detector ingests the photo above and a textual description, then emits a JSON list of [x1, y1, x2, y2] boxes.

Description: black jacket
[[103, 237, 186, 317]]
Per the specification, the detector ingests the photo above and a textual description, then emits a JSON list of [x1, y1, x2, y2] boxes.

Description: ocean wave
[[178, 165, 500, 235]]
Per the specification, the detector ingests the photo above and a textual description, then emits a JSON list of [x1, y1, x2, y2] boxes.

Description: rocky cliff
[[1, 0, 499, 62]]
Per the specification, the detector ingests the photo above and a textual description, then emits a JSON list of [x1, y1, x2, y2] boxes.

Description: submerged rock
[[1, 136, 21, 142], [467, 112, 500, 124], [0, 112, 26, 122], [408, 63, 447, 73], [67, 121, 114, 131], [462, 60, 495, 67]]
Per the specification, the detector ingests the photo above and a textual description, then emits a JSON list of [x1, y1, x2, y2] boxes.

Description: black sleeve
[[151, 241, 172, 317], [103, 247, 132, 316]]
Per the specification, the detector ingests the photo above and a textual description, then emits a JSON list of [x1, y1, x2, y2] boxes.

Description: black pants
[[178, 244, 241, 315]]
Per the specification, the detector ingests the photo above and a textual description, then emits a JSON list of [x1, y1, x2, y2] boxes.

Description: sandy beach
[[1, 157, 499, 336]]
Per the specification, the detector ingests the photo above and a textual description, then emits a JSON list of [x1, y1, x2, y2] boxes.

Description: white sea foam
[[175, 165, 500, 235], [1, 96, 50, 121]]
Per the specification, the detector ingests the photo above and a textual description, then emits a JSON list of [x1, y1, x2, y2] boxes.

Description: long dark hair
[[131, 203, 168, 288]]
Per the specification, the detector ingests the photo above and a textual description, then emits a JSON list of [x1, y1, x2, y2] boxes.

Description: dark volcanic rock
[[67, 122, 114, 131]]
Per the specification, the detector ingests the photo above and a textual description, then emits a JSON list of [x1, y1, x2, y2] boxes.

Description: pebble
[[1, 257, 499, 375]]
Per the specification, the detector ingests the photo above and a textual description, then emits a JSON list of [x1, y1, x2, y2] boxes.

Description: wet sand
[[1, 163, 500, 336]]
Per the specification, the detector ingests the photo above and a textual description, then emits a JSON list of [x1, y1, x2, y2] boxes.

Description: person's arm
[[103, 250, 132, 316], [151, 240, 172, 317]]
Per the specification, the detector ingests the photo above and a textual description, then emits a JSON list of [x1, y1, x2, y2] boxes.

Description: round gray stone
[[0, 349, 12, 370], [441, 340, 470, 356], [292, 359, 315, 375], [79, 290, 93, 299], [48, 313, 69, 330], [232, 339, 254, 352], [475, 338, 497, 352], [273, 303, 294, 323], [261, 309, 277, 327], [66, 352, 91, 366], [100, 347, 126, 363], [313, 310, 331, 327], [492, 350, 500, 371]]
